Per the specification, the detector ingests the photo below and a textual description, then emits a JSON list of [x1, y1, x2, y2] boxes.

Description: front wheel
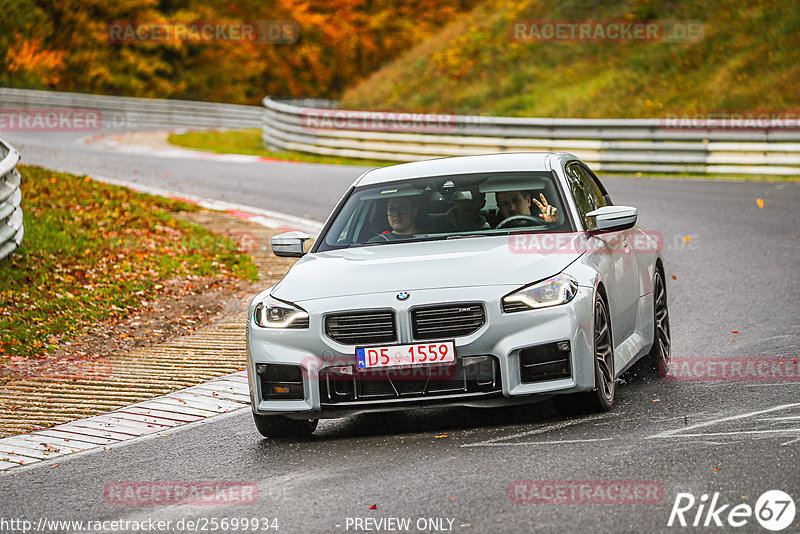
[[252, 413, 318, 438], [554, 293, 615, 415], [647, 268, 671, 375]]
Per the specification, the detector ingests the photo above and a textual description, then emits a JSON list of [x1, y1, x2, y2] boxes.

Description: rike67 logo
[[668, 490, 796, 531]]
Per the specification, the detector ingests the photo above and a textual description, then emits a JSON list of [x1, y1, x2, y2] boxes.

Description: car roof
[[354, 152, 575, 187]]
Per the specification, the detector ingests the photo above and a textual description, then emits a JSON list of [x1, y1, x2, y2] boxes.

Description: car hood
[[271, 235, 583, 303]]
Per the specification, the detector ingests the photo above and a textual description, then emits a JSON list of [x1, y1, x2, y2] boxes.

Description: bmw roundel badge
[[396, 292, 410, 301]]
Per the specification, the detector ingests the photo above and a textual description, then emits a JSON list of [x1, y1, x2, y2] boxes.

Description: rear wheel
[[252, 413, 318, 438], [647, 269, 671, 375], [554, 293, 615, 415]]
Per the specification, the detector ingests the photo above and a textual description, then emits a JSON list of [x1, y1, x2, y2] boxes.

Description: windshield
[[315, 171, 574, 252]]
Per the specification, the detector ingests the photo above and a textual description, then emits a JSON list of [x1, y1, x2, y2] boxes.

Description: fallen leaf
[[756, 198, 764, 208], [671, 275, 677, 280], [683, 236, 691, 242], [714, 467, 720, 471], [435, 434, 448, 439], [369, 505, 377, 510], [731, 331, 739, 334]]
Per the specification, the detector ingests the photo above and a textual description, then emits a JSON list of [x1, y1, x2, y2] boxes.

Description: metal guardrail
[[2, 89, 797, 176], [0, 88, 263, 129], [262, 97, 800, 175], [0, 138, 23, 261]]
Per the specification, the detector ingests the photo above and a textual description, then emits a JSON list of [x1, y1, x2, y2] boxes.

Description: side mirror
[[271, 231, 310, 258], [586, 206, 637, 232]]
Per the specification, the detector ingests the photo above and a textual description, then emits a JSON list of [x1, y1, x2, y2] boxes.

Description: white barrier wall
[[262, 97, 800, 176]]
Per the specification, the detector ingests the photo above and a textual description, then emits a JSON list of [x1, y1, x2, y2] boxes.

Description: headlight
[[254, 296, 309, 328], [503, 274, 578, 311]]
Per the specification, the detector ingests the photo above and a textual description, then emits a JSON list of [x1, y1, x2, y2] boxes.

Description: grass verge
[[168, 128, 395, 167], [0, 165, 258, 363], [340, 0, 799, 119]]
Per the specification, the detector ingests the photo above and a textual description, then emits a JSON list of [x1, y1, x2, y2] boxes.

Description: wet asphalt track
[[1, 130, 798, 533]]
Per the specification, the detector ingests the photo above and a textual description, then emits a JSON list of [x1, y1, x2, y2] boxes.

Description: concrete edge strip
[[0, 371, 251, 472]]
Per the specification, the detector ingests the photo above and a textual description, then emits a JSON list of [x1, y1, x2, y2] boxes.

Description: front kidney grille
[[411, 303, 485, 340], [325, 310, 397, 345]]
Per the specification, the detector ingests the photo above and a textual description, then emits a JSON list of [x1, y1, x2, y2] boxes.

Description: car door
[[566, 163, 639, 349]]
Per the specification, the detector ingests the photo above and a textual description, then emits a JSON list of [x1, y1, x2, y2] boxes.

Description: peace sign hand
[[532, 193, 558, 223]]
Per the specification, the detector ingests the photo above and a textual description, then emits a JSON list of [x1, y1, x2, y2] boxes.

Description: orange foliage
[[5, 37, 65, 85], [0, 0, 480, 102]]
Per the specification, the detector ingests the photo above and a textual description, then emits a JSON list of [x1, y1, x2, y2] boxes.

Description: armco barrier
[[0, 138, 23, 261], [262, 97, 800, 176], [2, 89, 796, 176], [0, 88, 263, 129]]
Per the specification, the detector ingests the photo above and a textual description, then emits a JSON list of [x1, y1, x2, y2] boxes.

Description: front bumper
[[246, 285, 596, 418]]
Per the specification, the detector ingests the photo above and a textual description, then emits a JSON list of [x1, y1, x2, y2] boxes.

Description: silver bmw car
[[246, 153, 670, 437]]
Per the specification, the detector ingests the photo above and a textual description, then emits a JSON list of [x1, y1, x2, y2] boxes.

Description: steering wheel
[[496, 215, 544, 229]]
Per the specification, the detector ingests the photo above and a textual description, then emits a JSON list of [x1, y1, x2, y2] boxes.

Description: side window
[[567, 164, 609, 230], [575, 165, 608, 210], [566, 164, 595, 229]]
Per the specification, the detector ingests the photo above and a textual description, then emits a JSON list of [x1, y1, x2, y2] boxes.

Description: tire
[[252, 412, 318, 438], [554, 293, 615, 415], [647, 268, 671, 375]]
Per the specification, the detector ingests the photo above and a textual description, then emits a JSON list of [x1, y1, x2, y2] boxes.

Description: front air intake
[[519, 341, 571, 383], [257, 364, 305, 400]]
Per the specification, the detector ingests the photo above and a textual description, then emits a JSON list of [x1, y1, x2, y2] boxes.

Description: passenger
[[370, 196, 419, 241], [439, 187, 490, 232], [495, 191, 558, 224]]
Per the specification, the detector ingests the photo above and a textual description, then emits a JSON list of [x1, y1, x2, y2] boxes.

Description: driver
[[370, 196, 419, 241], [495, 191, 558, 225]]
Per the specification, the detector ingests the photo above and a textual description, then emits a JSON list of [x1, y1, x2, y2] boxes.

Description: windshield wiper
[[445, 234, 494, 240]]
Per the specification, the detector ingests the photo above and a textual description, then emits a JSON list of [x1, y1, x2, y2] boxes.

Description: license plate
[[356, 341, 456, 370]]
